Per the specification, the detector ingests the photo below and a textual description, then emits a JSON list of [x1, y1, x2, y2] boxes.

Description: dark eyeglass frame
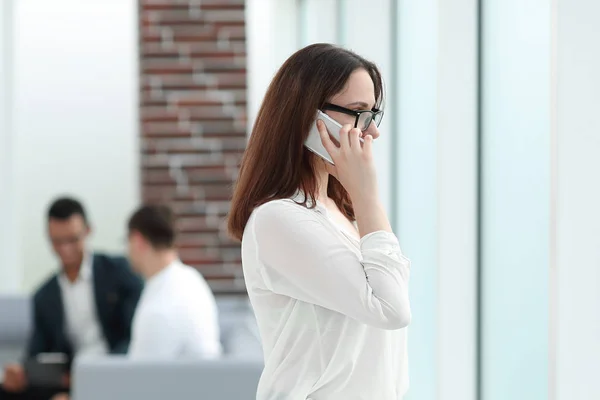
[[321, 103, 384, 131]]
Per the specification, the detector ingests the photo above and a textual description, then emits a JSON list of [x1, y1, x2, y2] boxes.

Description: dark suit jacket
[[25, 253, 144, 362]]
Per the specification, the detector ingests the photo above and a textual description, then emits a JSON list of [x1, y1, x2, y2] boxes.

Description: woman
[[228, 43, 411, 400]]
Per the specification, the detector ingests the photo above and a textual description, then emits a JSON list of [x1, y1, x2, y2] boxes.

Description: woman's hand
[[317, 119, 392, 236], [317, 120, 378, 206]]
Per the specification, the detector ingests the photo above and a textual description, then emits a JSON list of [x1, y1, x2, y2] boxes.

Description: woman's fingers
[[349, 128, 362, 151], [317, 119, 339, 158], [362, 134, 373, 157], [338, 123, 353, 152]]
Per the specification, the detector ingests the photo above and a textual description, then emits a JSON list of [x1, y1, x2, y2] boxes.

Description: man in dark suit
[[0, 197, 143, 400]]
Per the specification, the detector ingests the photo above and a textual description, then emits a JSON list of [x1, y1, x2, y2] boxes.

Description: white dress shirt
[[58, 252, 109, 357], [128, 260, 222, 359], [241, 193, 411, 400]]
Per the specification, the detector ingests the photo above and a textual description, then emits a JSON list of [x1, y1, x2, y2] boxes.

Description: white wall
[[395, 1, 440, 398], [436, 0, 478, 398], [480, 1, 551, 399], [245, 0, 298, 136], [298, 0, 338, 46], [6, 0, 139, 292], [555, 0, 600, 398], [0, 0, 21, 294]]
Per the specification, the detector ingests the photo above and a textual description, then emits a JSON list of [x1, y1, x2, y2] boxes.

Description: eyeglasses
[[322, 103, 384, 132]]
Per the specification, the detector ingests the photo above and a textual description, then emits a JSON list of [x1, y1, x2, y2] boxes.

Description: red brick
[[142, 0, 244, 5], [141, 109, 180, 123], [202, 58, 246, 72], [143, 153, 231, 169], [177, 216, 218, 233], [141, 31, 162, 43], [185, 166, 232, 183], [188, 51, 247, 61], [202, 9, 245, 22], [217, 240, 243, 250], [141, 45, 181, 58], [174, 96, 246, 107], [154, 81, 244, 91], [177, 232, 221, 248], [189, 105, 241, 119], [143, 4, 243, 11], [168, 89, 247, 104], [142, 0, 188, 4], [143, 74, 194, 89], [142, 122, 192, 136], [177, 249, 223, 264], [187, 40, 246, 54], [143, 138, 229, 155], [215, 25, 246, 39], [165, 76, 238, 90], [143, 72, 247, 91], [143, 61, 196, 75], [143, 10, 199, 26], [191, 121, 243, 134], [196, 271, 239, 282], [170, 26, 218, 42], [202, 183, 234, 201], [145, 9, 245, 25], [142, 169, 176, 185], [144, 185, 199, 202], [213, 72, 247, 86], [143, 42, 245, 58], [194, 267, 239, 281], [142, 17, 154, 28], [142, 96, 169, 107]]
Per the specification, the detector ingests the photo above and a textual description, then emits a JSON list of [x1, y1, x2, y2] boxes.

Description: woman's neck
[[315, 161, 330, 202]]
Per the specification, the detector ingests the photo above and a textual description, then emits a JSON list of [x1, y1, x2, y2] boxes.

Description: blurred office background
[[1, 0, 599, 399]]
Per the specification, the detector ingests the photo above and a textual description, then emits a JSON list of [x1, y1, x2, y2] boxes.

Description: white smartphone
[[304, 110, 364, 165]]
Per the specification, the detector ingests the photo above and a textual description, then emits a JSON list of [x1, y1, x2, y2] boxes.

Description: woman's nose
[[365, 122, 380, 139]]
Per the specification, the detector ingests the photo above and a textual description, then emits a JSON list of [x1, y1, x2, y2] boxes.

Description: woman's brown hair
[[228, 43, 384, 241]]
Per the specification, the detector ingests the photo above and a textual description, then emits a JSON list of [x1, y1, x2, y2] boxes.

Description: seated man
[[126, 204, 222, 359], [0, 197, 143, 400]]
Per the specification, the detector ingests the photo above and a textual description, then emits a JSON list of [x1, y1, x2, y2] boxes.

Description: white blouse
[[241, 193, 411, 400]]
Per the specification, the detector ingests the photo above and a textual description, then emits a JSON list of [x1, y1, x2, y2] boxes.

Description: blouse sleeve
[[250, 200, 411, 330]]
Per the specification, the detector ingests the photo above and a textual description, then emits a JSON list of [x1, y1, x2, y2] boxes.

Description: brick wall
[[139, 0, 247, 294]]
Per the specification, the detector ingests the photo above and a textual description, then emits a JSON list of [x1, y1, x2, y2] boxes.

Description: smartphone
[[305, 110, 364, 165]]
